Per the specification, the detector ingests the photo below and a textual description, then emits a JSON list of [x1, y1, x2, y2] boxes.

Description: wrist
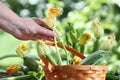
[[0, 2, 23, 34], [0, 17, 23, 34]]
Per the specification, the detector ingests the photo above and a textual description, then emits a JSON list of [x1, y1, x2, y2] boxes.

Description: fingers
[[33, 18, 53, 30], [16, 18, 57, 41], [15, 34, 54, 41], [32, 34, 54, 41], [33, 18, 47, 27], [37, 26, 57, 38], [33, 18, 57, 37]]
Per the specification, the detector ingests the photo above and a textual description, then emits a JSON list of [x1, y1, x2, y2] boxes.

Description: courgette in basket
[[37, 40, 58, 65], [80, 50, 109, 65]]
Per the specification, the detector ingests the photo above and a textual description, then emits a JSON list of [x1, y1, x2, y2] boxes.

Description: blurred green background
[[0, 0, 120, 72]]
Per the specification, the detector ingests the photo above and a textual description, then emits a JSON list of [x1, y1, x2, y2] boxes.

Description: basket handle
[[40, 41, 86, 71], [45, 41, 86, 59]]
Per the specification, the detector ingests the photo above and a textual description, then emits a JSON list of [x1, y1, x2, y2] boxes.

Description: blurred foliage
[[0, 0, 120, 72]]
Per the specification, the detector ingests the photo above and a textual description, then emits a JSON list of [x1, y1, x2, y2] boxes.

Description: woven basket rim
[[43, 65, 108, 71]]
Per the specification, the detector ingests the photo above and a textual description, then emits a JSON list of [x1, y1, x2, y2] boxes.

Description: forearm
[[0, 2, 22, 33]]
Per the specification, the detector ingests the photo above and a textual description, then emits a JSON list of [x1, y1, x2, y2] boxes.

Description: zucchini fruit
[[46, 54, 58, 65], [23, 56, 38, 72], [80, 50, 109, 65]]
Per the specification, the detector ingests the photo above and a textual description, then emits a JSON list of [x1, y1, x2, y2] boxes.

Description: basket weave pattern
[[43, 65, 107, 80]]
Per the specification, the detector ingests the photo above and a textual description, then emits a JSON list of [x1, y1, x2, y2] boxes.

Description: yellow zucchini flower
[[46, 8, 61, 30], [72, 56, 82, 65], [16, 44, 28, 58], [79, 33, 91, 45], [19, 44, 28, 51], [6, 64, 20, 74], [99, 34, 116, 51], [37, 40, 49, 57], [91, 21, 104, 39]]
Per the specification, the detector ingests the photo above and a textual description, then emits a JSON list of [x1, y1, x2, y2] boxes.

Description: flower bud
[[46, 8, 61, 30], [16, 44, 28, 58], [99, 34, 116, 51], [91, 21, 104, 39], [6, 64, 21, 74], [79, 33, 91, 45], [37, 40, 49, 57]]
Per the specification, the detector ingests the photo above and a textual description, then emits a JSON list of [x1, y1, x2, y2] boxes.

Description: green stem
[[0, 70, 23, 75], [80, 45, 85, 54], [0, 55, 19, 60], [54, 37, 62, 65], [0, 54, 40, 61], [93, 38, 99, 52], [57, 33, 70, 64], [60, 41, 69, 64], [1, 75, 31, 80]]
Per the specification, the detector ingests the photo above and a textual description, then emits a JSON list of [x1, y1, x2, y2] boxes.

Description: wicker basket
[[43, 65, 107, 80], [40, 41, 108, 80]]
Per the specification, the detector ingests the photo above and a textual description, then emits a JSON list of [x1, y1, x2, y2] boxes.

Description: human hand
[[10, 18, 57, 41], [0, 2, 57, 41]]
